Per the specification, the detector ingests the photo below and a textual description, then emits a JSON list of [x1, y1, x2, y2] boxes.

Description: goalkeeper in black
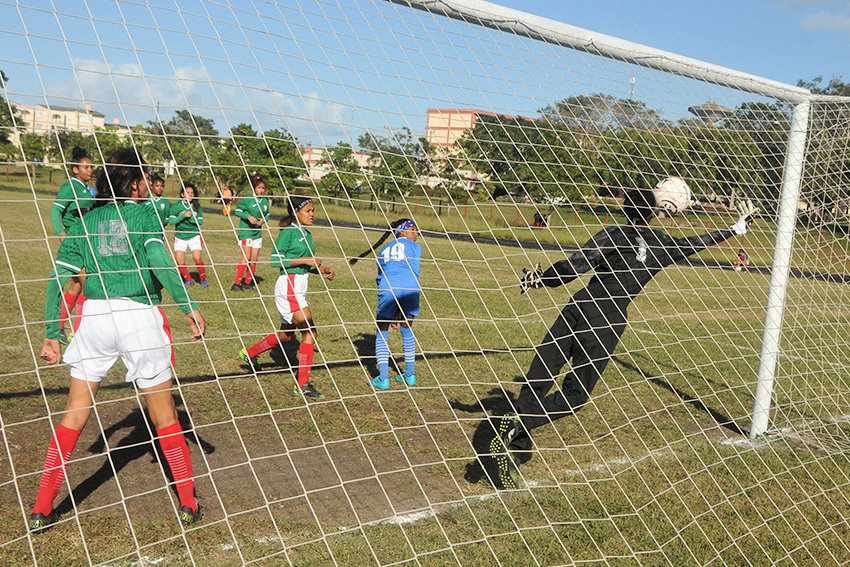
[[491, 187, 757, 489]]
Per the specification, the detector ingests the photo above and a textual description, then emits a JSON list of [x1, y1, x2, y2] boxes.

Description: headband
[[394, 219, 416, 236], [291, 197, 313, 213]]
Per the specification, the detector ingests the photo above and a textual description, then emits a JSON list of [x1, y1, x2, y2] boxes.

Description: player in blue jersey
[[351, 219, 422, 390]]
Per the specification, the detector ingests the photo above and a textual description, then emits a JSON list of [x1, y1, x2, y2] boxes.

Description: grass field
[[0, 174, 848, 566]]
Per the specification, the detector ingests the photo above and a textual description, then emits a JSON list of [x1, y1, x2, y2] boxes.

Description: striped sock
[[375, 330, 390, 381], [400, 326, 415, 377], [32, 424, 80, 516], [157, 423, 196, 511], [247, 333, 279, 358], [297, 343, 314, 387]]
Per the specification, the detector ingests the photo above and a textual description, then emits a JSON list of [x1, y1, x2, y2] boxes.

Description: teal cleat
[[395, 372, 416, 386]]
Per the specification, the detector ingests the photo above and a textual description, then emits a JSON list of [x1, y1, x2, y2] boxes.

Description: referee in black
[[491, 187, 757, 489]]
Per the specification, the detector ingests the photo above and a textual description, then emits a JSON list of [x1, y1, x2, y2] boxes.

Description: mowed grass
[[0, 181, 848, 565]]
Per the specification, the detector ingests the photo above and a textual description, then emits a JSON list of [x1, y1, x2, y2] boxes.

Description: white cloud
[[42, 59, 352, 143], [800, 10, 850, 31]]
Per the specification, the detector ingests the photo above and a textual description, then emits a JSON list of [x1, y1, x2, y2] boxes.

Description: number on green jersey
[[97, 219, 129, 257]]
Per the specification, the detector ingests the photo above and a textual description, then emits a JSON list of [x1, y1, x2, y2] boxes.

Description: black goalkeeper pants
[[513, 301, 626, 441]]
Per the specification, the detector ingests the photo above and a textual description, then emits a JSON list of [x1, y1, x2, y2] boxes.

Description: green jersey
[[51, 178, 94, 234], [168, 200, 203, 240], [235, 194, 271, 239], [271, 224, 318, 275], [147, 195, 170, 230]]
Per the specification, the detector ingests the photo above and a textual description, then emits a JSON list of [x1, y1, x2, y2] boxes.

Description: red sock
[[247, 332, 279, 358], [59, 292, 76, 331], [32, 424, 81, 516], [72, 294, 86, 332], [244, 264, 254, 285], [234, 263, 246, 285], [178, 265, 192, 282], [196, 261, 206, 281], [249, 264, 257, 280], [297, 343, 315, 387], [157, 423, 196, 511]]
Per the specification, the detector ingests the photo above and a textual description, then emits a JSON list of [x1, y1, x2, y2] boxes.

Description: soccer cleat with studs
[[28, 511, 58, 533], [199, 279, 209, 288], [489, 414, 523, 489], [177, 502, 202, 526], [295, 382, 325, 400], [230, 283, 244, 292], [238, 348, 258, 369], [395, 372, 416, 386], [370, 376, 390, 390]]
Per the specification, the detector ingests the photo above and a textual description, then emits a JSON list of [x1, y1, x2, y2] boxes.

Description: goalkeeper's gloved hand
[[730, 199, 759, 236], [519, 263, 544, 295]]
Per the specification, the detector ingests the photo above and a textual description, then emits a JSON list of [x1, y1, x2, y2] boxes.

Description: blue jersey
[[376, 237, 421, 292]]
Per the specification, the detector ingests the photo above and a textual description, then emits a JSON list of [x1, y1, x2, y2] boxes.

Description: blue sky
[[2, 0, 848, 146], [495, 0, 849, 87]]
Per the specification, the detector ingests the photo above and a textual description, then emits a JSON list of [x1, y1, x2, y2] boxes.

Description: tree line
[[2, 68, 849, 211]]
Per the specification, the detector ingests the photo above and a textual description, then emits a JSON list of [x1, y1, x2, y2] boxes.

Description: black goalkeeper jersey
[[542, 224, 735, 322]]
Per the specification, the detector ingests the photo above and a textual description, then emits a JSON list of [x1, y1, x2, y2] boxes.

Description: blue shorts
[[377, 289, 420, 320]]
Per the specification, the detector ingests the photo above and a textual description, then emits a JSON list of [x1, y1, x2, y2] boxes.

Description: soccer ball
[[653, 177, 692, 214]]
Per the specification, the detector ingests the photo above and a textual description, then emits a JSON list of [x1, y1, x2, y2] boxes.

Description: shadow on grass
[[448, 386, 534, 489], [612, 355, 747, 437], [55, 399, 215, 515]]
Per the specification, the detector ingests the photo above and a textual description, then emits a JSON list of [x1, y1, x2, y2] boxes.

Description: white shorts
[[240, 237, 263, 249], [274, 273, 309, 324], [63, 298, 175, 388], [174, 235, 203, 252]]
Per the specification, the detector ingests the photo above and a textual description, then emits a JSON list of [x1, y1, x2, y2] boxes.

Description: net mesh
[[0, 0, 848, 565]]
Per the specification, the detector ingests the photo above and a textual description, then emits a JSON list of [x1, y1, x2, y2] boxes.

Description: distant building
[[424, 108, 529, 190], [10, 102, 107, 145], [299, 146, 372, 182]]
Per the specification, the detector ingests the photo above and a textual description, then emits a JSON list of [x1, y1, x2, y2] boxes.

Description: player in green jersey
[[147, 173, 170, 230], [167, 183, 208, 287], [238, 196, 334, 400], [30, 147, 207, 533], [232, 174, 271, 291], [51, 147, 94, 344]]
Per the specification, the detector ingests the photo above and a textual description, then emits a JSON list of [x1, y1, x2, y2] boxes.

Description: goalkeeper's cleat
[[295, 382, 325, 400], [395, 372, 416, 386], [230, 283, 244, 292], [28, 511, 58, 533], [177, 502, 202, 526], [199, 279, 209, 288], [370, 375, 390, 390], [489, 414, 523, 490]]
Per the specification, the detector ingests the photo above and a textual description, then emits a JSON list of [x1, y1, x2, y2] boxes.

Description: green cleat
[[489, 414, 523, 489], [238, 348, 258, 368]]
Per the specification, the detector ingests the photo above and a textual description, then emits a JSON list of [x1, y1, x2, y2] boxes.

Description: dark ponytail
[[279, 195, 312, 228], [349, 218, 414, 265], [92, 147, 147, 208], [623, 188, 656, 226]]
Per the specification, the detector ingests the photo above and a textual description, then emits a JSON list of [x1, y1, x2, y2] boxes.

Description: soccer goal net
[[0, 0, 848, 564]]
